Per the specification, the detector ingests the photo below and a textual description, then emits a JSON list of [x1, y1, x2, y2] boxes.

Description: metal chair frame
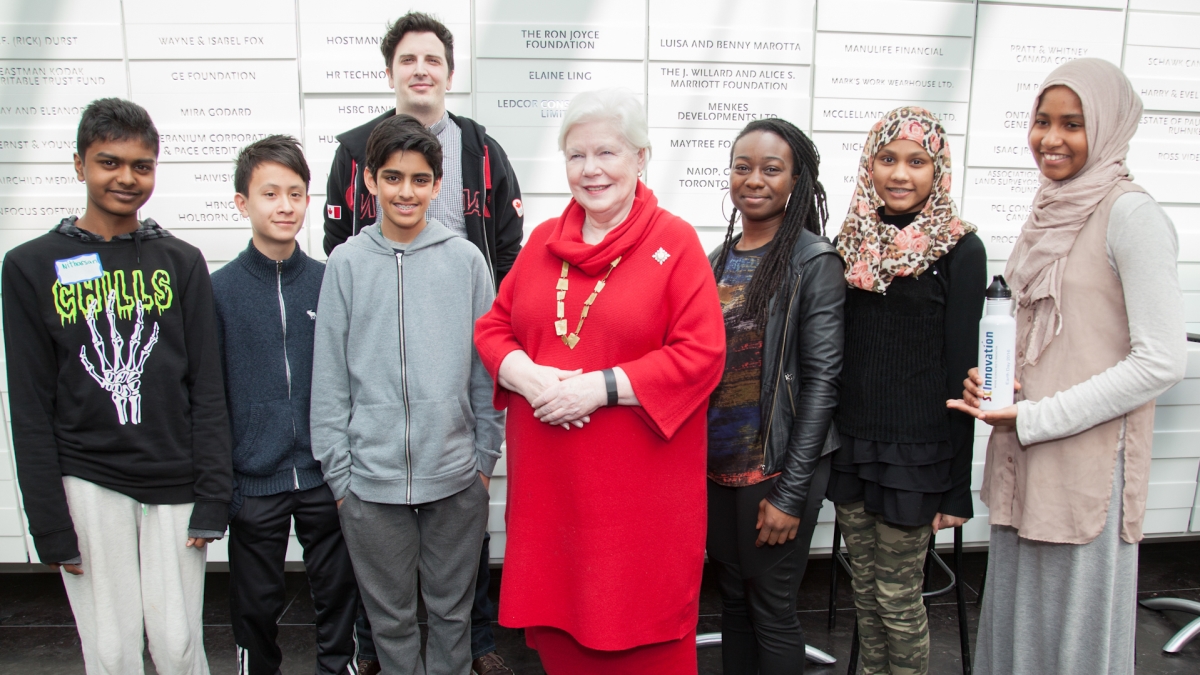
[[1139, 597, 1200, 653], [827, 521, 973, 675]]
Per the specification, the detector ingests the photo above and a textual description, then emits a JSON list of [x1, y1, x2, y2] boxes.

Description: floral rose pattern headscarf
[[835, 106, 975, 293]]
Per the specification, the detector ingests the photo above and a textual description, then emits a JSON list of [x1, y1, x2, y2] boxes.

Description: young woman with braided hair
[[829, 107, 986, 674], [705, 118, 845, 674]]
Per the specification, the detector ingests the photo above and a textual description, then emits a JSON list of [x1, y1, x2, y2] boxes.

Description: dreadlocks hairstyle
[[713, 118, 829, 329]]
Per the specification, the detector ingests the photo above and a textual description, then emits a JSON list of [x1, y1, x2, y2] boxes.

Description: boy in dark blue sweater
[[212, 135, 358, 675]]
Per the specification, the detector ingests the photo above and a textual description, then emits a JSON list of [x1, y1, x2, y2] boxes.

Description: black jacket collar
[[235, 240, 309, 285]]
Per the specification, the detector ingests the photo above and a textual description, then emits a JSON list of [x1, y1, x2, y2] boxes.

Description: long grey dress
[[974, 192, 1187, 675]]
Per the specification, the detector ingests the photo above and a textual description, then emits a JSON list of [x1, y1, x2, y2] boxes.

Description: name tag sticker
[[54, 253, 104, 286]]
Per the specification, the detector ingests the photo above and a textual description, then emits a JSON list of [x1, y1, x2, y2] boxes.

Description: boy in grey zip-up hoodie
[[310, 115, 503, 675]]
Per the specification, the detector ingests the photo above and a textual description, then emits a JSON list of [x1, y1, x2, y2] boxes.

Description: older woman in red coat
[[474, 88, 726, 674]]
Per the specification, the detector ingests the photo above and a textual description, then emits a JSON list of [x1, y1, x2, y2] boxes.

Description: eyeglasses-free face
[[871, 139, 935, 216], [1030, 85, 1089, 183]]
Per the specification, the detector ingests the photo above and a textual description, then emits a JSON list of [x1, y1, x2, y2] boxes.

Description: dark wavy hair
[[712, 118, 829, 329], [381, 11, 454, 73]]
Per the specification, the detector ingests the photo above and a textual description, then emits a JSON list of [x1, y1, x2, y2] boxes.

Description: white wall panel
[[0, 535, 28, 563], [124, 25, 298, 61], [812, 99, 969, 134], [812, 33, 974, 102], [0, 32, 121, 61], [817, 0, 976, 37], [1145, 508, 1192, 535], [978, 0, 1124, 7], [122, 0, 296, 25], [1131, 0, 1200, 11], [0, 0, 123, 61], [0, 61, 129, 128], [649, 3, 813, 65], [966, 4, 1124, 169], [646, 0, 812, 244], [647, 64, 812, 130], [476, 0, 646, 60], [0, 0, 123, 26], [3, 0, 1200, 567]]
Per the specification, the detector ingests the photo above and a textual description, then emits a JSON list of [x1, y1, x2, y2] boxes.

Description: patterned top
[[426, 111, 466, 238], [835, 106, 976, 294], [707, 243, 775, 487]]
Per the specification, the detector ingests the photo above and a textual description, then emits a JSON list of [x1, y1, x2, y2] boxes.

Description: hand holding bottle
[[947, 367, 1022, 426], [947, 275, 1021, 426]]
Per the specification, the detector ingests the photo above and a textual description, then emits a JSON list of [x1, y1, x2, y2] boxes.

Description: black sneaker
[[357, 659, 381, 675]]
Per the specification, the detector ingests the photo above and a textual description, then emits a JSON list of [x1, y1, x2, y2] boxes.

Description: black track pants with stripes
[[229, 484, 359, 675]]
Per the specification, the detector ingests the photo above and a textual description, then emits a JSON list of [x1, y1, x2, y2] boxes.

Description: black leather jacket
[[708, 230, 845, 517]]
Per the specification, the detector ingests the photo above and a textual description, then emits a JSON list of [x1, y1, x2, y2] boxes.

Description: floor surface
[[1, 540, 1198, 673]]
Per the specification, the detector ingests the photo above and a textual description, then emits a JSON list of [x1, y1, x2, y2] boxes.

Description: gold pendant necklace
[[554, 256, 622, 349]]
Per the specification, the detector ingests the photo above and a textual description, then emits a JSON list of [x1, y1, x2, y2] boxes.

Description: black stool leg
[[847, 619, 860, 675], [955, 527, 972, 675], [829, 520, 841, 630], [922, 532, 936, 608]]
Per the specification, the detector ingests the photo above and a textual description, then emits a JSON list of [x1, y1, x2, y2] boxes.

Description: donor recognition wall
[[1, 0, 1200, 564]]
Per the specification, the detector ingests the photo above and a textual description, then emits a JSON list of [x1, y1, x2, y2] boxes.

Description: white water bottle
[[978, 275, 1016, 410]]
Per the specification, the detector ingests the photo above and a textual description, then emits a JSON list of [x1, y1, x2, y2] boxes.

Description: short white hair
[[557, 88, 652, 157]]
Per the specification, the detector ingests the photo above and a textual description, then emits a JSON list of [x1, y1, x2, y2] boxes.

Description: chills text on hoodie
[[1, 217, 233, 564], [310, 218, 504, 505]]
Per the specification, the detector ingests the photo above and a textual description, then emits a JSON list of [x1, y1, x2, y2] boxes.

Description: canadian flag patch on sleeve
[[513, 198, 524, 218], [327, 204, 342, 220]]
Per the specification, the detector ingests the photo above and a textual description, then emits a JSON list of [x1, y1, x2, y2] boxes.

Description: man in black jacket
[[322, 12, 519, 675], [322, 12, 523, 290]]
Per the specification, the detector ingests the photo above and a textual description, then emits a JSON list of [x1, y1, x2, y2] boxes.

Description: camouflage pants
[[836, 501, 931, 675]]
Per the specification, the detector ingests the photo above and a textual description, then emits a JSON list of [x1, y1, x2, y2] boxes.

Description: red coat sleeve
[[619, 223, 725, 441]]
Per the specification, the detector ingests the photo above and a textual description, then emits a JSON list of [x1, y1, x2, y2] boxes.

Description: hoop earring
[[721, 190, 741, 226]]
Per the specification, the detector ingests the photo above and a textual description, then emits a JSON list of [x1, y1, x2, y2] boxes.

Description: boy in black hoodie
[[322, 12, 519, 675], [2, 98, 231, 674], [213, 135, 359, 675]]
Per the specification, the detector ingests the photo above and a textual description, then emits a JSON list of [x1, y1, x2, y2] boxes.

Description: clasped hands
[[498, 351, 608, 430]]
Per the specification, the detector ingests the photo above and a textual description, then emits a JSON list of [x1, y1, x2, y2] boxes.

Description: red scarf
[[545, 182, 658, 276]]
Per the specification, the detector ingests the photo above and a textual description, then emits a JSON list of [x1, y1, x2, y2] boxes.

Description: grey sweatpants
[[60, 476, 210, 675], [339, 480, 489, 675]]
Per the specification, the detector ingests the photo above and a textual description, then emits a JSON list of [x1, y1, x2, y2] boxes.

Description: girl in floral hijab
[[827, 106, 987, 675], [836, 107, 975, 292]]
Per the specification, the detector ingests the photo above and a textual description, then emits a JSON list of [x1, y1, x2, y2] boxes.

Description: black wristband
[[602, 368, 618, 407]]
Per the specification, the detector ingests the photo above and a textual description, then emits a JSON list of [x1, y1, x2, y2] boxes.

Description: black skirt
[[825, 432, 954, 528]]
